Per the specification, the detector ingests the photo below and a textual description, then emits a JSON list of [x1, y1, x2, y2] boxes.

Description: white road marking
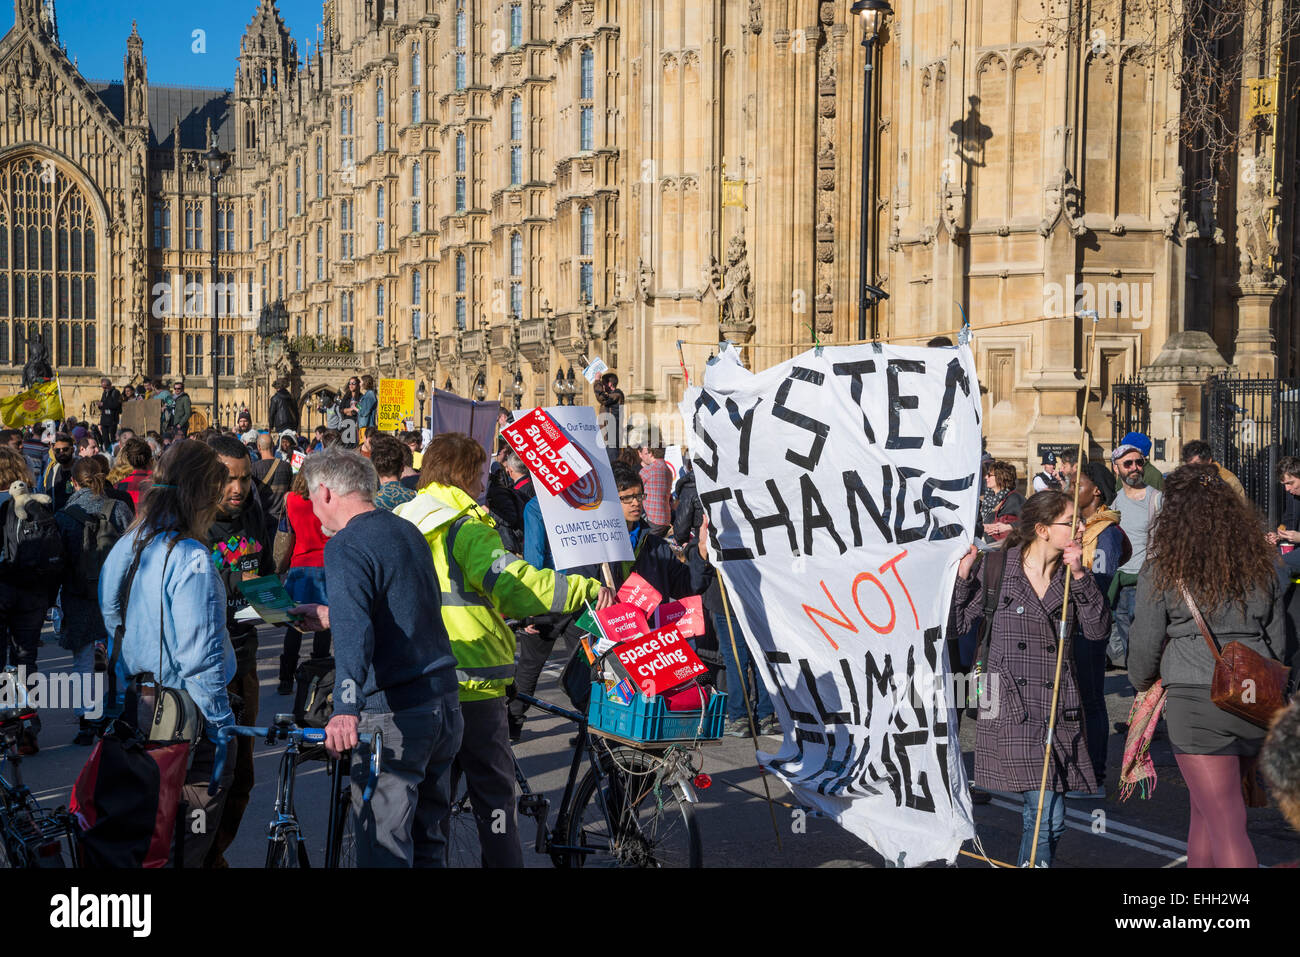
[[983, 787, 1188, 854], [985, 795, 1185, 863]]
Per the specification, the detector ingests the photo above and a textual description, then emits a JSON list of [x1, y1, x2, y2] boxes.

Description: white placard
[[517, 406, 634, 570]]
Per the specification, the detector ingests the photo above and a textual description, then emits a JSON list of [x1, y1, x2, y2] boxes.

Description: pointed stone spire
[[124, 18, 148, 128], [39, 0, 56, 42]]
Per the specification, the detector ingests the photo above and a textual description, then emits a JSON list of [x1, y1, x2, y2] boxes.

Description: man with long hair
[[396, 433, 611, 865]]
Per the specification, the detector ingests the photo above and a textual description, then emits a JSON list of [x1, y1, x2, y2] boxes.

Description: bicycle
[[448, 689, 705, 868], [0, 705, 79, 868], [211, 714, 382, 868]]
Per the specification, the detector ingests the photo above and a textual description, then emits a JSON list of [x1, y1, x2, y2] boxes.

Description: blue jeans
[[1108, 584, 1136, 666], [352, 695, 464, 868], [1073, 631, 1108, 786], [1018, 790, 1067, 867], [284, 566, 328, 605], [714, 612, 773, 722]]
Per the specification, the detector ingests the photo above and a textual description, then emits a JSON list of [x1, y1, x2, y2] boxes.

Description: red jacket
[[117, 469, 153, 507]]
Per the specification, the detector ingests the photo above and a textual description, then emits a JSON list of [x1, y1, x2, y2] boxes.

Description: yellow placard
[[722, 178, 746, 208], [377, 378, 416, 431], [0, 379, 64, 427]]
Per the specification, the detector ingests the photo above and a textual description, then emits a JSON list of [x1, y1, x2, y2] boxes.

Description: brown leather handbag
[[1179, 583, 1289, 729]]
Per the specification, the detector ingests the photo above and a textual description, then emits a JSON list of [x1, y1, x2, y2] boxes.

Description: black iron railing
[[1110, 376, 1150, 452], [1202, 374, 1300, 525]]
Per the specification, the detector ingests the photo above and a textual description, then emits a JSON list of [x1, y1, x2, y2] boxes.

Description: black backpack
[[65, 499, 122, 599], [488, 507, 524, 555], [293, 657, 335, 728], [1, 494, 65, 578]]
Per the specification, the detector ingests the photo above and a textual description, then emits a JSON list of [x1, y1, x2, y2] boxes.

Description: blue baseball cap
[[1119, 432, 1151, 456]]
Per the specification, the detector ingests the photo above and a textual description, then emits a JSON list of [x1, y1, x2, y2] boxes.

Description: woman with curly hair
[[1128, 464, 1288, 868]]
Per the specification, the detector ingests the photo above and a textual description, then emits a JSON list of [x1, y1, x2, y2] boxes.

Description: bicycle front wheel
[[332, 793, 357, 868], [564, 748, 701, 868], [266, 829, 309, 868], [446, 776, 483, 867], [0, 832, 26, 867]]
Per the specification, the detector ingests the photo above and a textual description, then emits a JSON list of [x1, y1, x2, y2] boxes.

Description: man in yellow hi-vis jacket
[[396, 433, 612, 867]]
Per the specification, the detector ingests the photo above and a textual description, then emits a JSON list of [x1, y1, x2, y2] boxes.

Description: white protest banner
[[681, 343, 981, 866], [517, 405, 634, 571]]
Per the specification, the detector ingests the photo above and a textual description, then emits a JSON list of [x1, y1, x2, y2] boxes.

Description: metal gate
[[1202, 374, 1300, 524], [1110, 377, 1150, 452]]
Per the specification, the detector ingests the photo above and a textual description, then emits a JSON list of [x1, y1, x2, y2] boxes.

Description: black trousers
[[449, 698, 523, 867], [0, 581, 46, 674], [279, 627, 332, 684], [509, 623, 575, 724]]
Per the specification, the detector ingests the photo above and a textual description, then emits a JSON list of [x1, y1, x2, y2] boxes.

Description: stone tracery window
[[0, 157, 98, 368]]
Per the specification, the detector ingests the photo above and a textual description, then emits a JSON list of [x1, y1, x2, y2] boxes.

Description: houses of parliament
[[0, 0, 1295, 474]]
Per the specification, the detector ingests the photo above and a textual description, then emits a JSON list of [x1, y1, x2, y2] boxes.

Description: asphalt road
[[16, 619, 1300, 868]]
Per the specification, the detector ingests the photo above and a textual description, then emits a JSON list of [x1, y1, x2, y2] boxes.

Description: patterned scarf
[[1120, 680, 1167, 801], [979, 487, 1008, 524]]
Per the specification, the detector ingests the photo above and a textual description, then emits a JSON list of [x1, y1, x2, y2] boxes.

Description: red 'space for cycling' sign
[[500, 408, 593, 495]]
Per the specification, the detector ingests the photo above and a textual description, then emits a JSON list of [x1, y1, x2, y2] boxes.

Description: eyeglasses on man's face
[[618, 492, 646, 504], [1118, 457, 1144, 469]]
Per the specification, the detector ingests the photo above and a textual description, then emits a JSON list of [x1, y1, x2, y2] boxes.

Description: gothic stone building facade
[[1, 0, 1296, 475]]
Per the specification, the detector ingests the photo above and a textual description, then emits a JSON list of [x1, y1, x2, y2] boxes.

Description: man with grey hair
[[294, 448, 463, 867]]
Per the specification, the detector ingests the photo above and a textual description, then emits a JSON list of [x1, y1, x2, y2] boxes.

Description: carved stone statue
[[131, 316, 146, 379], [710, 235, 754, 342], [749, 0, 763, 35], [1060, 169, 1086, 236], [637, 258, 653, 302], [941, 184, 962, 235], [22, 329, 53, 388], [1237, 178, 1281, 283]]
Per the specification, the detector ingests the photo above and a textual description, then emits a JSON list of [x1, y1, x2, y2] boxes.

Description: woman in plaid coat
[[952, 490, 1112, 866]]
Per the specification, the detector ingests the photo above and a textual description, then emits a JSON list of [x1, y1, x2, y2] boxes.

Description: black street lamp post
[[852, 0, 892, 341], [417, 380, 427, 430], [204, 139, 226, 427]]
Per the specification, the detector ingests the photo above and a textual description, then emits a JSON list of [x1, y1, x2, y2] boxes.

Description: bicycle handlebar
[[207, 724, 382, 800]]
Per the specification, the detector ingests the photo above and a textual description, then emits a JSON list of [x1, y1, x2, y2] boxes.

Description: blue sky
[[1, 0, 324, 89]]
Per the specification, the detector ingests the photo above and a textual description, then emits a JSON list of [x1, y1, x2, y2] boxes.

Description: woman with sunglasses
[[339, 377, 361, 440], [951, 490, 1112, 866]]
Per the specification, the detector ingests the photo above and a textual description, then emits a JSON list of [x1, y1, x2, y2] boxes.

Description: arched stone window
[[0, 157, 98, 367]]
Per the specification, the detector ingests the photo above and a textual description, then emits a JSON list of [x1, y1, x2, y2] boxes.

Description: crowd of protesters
[[958, 432, 1300, 867], [3, 366, 1300, 870]]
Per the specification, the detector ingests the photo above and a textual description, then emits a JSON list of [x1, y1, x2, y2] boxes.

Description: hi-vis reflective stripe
[[481, 552, 515, 594], [550, 573, 569, 613], [444, 516, 495, 609], [455, 663, 516, 681]]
